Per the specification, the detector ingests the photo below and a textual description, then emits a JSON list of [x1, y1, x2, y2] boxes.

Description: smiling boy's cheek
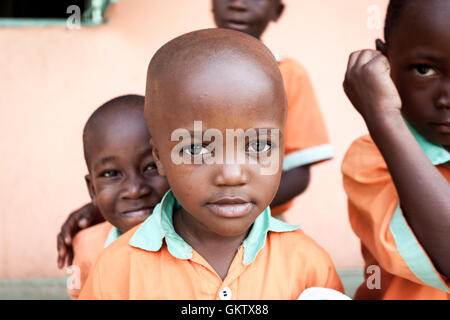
[[95, 189, 116, 220]]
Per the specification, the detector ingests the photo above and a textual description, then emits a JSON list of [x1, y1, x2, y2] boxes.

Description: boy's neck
[[173, 207, 250, 280]]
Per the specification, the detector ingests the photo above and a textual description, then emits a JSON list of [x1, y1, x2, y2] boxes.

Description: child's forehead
[[86, 111, 150, 155], [85, 122, 151, 171], [99, 114, 149, 141], [169, 55, 278, 98], [152, 59, 285, 130], [389, 1, 450, 53], [395, 0, 450, 34]]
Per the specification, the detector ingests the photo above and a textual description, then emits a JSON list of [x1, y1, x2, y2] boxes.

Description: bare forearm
[[271, 165, 310, 207], [367, 114, 450, 277]]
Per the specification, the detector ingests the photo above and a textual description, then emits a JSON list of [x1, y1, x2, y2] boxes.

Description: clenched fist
[[343, 49, 402, 126]]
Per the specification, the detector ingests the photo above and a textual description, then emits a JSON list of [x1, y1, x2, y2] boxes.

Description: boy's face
[[86, 112, 170, 233], [149, 53, 286, 237], [385, 0, 450, 148], [212, 0, 283, 39]]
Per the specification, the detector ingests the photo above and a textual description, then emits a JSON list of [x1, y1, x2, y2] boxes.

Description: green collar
[[405, 119, 450, 165], [129, 190, 300, 265], [104, 226, 122, 248]]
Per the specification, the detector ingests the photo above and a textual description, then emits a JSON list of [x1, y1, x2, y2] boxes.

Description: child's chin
[[211, 220, 255, 238], [118, 215, 151, 232], [428, 132, 450, 147]]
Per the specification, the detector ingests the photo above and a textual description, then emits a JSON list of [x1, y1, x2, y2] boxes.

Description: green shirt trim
[[104, 226, 122, 248], [388, 119, 449, 292], [129, 190, 300, 265]]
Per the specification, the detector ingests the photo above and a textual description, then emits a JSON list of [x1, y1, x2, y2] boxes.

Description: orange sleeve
[[304, 242, 344, 294], [288, 229, 344, 294], [279, 58, 332, 171], [68, 222, 112, 299], [78, 228, 136, 300], [322, 264, 345, 293], [342, 136, 449, 292], [77, 256, 104, 300], [306, 258, 344, 294]]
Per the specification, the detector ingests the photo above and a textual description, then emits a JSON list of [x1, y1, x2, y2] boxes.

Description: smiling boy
[[79, 29, 342, 300], [342, 0, 450, 299], [68, 95, 169, 299]]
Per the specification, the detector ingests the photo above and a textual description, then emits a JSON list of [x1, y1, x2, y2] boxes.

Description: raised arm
[[343, 49, 450, 278]]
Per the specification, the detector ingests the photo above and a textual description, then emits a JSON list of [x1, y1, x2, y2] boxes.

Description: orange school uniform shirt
[[79, 190, 343, 300], [68, 221, 121, 299], [342, 127, 450, 300]]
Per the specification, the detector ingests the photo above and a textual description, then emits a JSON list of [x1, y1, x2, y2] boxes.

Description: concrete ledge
[[0, 269, 364, 300], [0, 278, 69, 300]]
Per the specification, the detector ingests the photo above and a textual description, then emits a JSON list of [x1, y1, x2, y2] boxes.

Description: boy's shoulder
[[267, 227, 342, 291], [278, 56, 308, 77], [91, 222, 154, 271], [73, 221, 113, 253], [268, 227, 335, 266], [98, 223, 141, 254]]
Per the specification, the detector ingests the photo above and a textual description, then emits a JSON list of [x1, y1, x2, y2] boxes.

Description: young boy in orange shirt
[[79, 28, 342, 299], [56, 0, 330, 265], [213, 0, 333, 215], [342, 0, 450, 300], [67, 95, 169, 298]]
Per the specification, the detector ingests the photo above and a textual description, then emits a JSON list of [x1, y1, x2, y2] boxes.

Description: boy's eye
[[100, 170, 120, 178], [413, 65, 437, 77], [183, 144, 210, 156], [144, 163, 157, 173], [247, 141, 271, 153]]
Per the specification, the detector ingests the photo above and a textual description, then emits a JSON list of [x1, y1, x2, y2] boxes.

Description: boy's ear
[[272, 2, 285, 22], [85, 174, 97, 206], [150, 138, 166, 177], [376, 38, 388, 56]]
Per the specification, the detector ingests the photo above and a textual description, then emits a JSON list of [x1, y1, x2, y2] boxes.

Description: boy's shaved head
[[145, 28, 287, 140], [83, 94, 145, 169]]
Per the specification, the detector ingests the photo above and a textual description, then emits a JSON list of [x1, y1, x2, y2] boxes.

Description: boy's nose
[[228, 0, 248, 11], [122, 175, 151, 199], [214, 164, 249, 186], [436, 80, 450, 109]]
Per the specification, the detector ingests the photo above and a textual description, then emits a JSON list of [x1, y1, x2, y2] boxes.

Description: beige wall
[[0, 0, 389, 279]]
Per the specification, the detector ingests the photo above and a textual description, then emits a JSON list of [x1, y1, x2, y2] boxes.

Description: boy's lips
[[119, 207, 154, 218], [206, 196, 254, 218], [225, 20, 250, 31], [430, 122, 450, 134]]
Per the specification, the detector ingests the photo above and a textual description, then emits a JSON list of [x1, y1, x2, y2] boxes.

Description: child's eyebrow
[[184, 128, 281, 135], [138, 147, 154, 159], [407, 49, 447, 62], [173, 128, 283, 142], [93, 156, 117, 170]]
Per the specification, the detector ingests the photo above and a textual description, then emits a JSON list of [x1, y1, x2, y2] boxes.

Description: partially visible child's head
[[83, 95, 170, 233], [212, 0, 284, 39], [378, 0, 450, 148], [145, 28, 287, 237]]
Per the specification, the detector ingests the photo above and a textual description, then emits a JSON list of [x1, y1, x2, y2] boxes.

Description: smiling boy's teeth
[[121, 208, 153, 217]]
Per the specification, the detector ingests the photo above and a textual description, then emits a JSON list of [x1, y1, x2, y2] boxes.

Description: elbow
[[293, 165, 310, 194]]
